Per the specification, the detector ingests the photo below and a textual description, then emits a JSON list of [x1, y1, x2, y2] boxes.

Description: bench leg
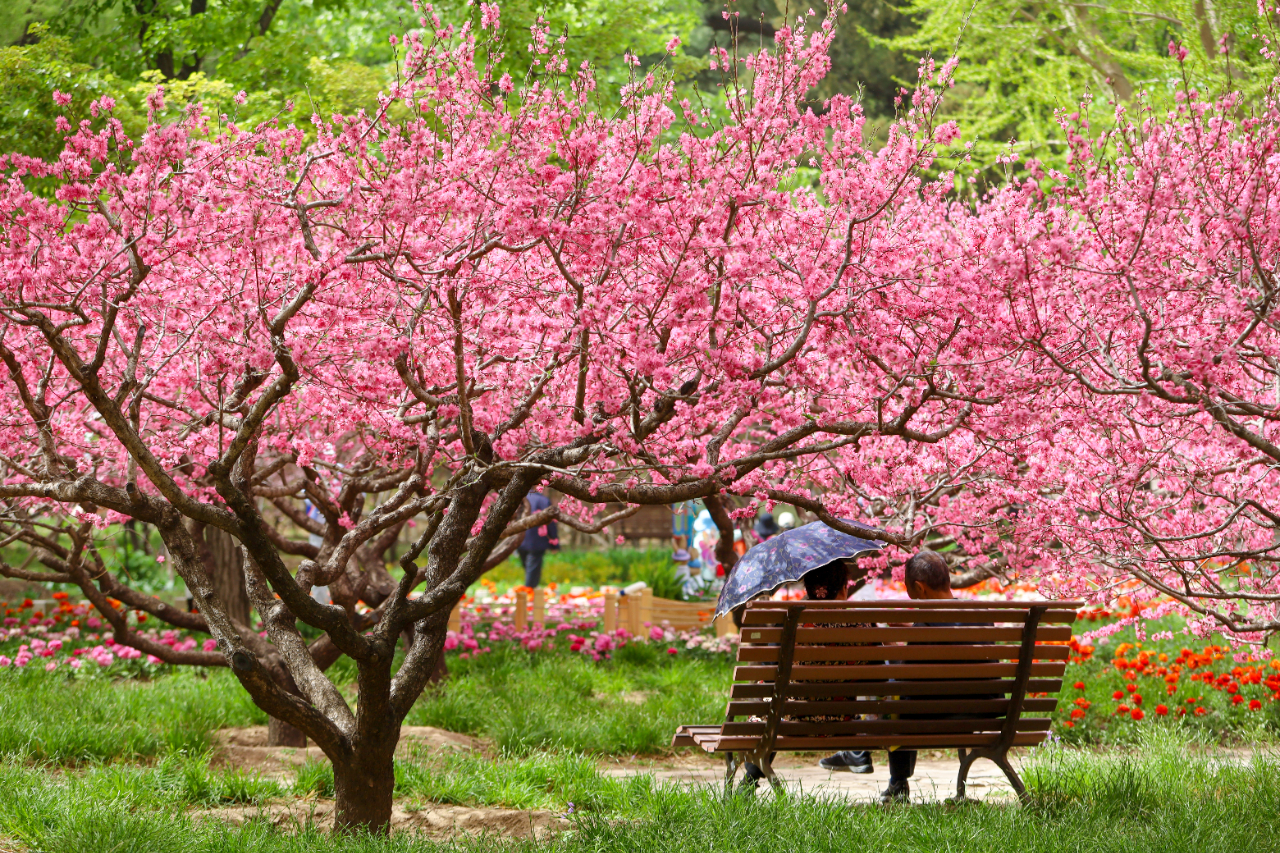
[[723, 751, 739, 796], [757, 752, 783, 793], [993, 751, 1027, 802], [953, 748, 976, 802]]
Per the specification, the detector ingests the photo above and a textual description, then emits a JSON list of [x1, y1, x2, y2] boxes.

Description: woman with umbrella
[[716, 520, 885, 788], [717, 518, 884, 626]]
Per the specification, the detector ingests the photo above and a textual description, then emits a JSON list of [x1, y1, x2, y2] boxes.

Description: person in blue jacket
[[518, 490, 559, 587]]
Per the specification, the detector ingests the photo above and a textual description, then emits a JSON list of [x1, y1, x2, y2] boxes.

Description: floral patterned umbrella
[[715, 520, 884, 617]]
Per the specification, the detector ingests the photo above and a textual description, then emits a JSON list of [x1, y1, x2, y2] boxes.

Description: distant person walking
[[518, 490, 559, 588], [753, 512, 781, 543]]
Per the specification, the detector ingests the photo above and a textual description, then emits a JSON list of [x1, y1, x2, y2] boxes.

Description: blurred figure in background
[[753, 512, 781, 542], [692, 509, 721, 585], [517, 489, 559, 587], [777, 511, 796, 532]]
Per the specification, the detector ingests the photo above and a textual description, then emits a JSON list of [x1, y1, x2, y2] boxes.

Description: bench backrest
[[721, 599, 1081, 753]]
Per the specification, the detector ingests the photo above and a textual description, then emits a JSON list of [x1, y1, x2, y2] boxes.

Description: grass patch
[[480, 547, 681, 596], [0, 741, 1277, 852], [395, 749, 655, 813], [406, 643, 732, 755], [0, 667, 263, 762]]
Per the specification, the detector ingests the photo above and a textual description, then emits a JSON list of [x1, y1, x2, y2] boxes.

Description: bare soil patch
[[211, 726, 484, 778], [193, 800, 568, 840]]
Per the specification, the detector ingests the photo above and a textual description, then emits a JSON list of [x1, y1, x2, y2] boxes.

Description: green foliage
[[0, 29, 136, 164], [435, 0, 705, 91], [0, 0, 720, 164], [303, 55, 385, 115], [808, 0, 919, 118], [877, 0, 1271, 177], [11, 0, 1274, 191], [484, 546, 679, 593], [46, 0, 375, 80]]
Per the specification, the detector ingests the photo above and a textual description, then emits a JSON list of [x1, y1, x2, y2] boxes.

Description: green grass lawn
[[0, 737, 1276, 852], [3, 616, 1276, 768], [406, 642, 733, 755], [0, 667, 263, 762]]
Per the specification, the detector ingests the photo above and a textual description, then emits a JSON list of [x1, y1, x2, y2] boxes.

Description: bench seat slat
[[727, 678, 1065, 699], [734, 661, 1068, 682], [671, 725, 722, 748], [699, 735, 763, 750], [689, 732, 1050, 753], [737, 643, 1071, 663], [719, 719, 1051, 736], [738, 625, 1073, 644], [777, 718, 1051, 735], [724, 698, 1060, 717], [743, 608, 1079, 626]]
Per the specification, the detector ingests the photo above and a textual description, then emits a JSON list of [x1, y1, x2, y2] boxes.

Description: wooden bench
[[672, 598, 1082, 800]]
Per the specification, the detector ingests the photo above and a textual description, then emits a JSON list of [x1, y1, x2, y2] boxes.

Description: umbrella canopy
[[715, 520, 885, 617]]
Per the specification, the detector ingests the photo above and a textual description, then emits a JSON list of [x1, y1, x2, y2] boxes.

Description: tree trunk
[[203, 524, 252, 627], [333, 736, 397, 834], [202, 521, 303, 748], [268, 716, 307, 748]]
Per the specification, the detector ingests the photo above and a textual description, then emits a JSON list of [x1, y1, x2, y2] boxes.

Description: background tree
[[878, 0, 1269, 178]]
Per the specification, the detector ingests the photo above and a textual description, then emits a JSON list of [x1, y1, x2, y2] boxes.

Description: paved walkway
[[600, 751, 1017, 803]]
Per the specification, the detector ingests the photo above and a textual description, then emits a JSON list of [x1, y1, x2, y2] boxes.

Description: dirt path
[[203, 726, 1264, 831], [212, 726, 1012, 805], [211, 725, 483, 778], [598, 746, 1265, 803], [600, 750, 1021, 802], [193, 801, 568, 840]]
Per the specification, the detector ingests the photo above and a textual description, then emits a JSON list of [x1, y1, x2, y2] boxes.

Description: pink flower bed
[[0, 596, 217, 672], [442, 600, 739, 662]]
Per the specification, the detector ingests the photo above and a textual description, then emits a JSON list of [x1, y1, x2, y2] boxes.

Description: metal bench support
[[953, 604, 1047, 803], [724, 751, 739, 795]]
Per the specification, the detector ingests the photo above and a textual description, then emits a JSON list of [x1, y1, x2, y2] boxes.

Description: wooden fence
[[474, 588, 736, 636]]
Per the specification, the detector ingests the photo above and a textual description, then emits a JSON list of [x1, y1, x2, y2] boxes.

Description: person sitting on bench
[[817, 550, 962, 802], [741, 559, 873, 789], [877, 551, 958, 802]]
